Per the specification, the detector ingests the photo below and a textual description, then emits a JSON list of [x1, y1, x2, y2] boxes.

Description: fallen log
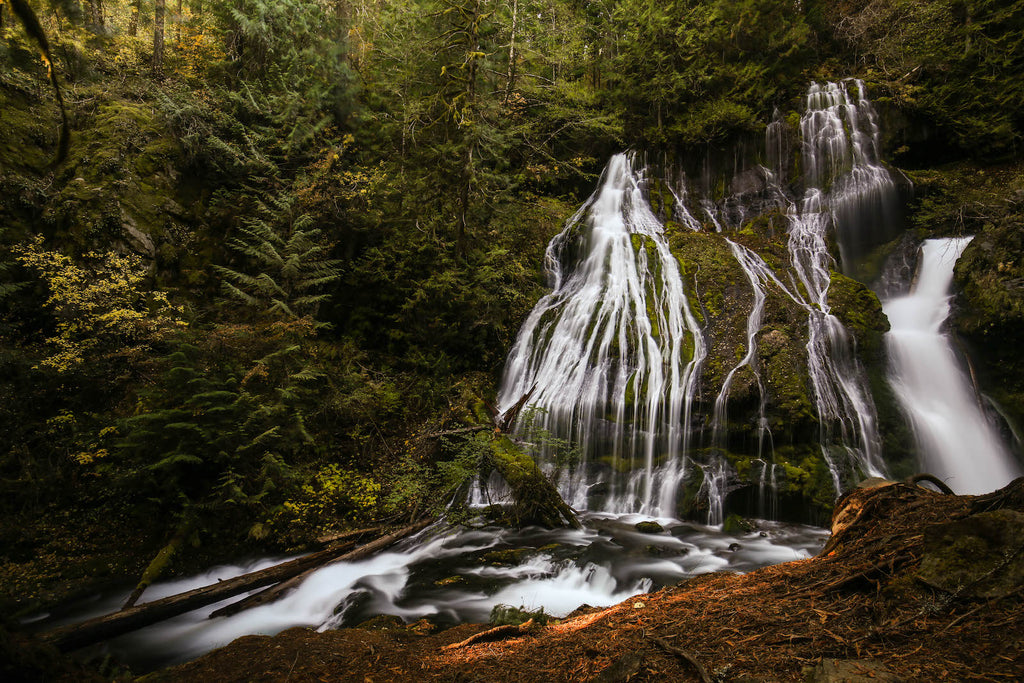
[[208, 519, 434, 619], [489, 434, 580, 529], [41, 522, 428, 652], [313, 525, 385, 547]]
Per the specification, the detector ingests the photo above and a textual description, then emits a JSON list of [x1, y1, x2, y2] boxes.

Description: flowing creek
[[34, 515, 828, 671]]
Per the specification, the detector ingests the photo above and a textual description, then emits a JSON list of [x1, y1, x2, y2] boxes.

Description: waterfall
[[497, 81, 910, 520], [800, 80, 900, 273], [883, 238, 1022, 494], [497, 154, 706, 516], [785, 82, 889, 486]]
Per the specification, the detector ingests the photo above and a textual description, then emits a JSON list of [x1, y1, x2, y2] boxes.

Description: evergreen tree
[[214, 192, 343, 325]]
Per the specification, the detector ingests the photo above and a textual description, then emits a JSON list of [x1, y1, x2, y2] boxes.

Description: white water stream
[[883, 238, 1022, 493], [36, 515, 827, 671], [497, 154, 705, 516]]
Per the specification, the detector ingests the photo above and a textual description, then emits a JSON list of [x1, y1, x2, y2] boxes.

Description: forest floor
[[129, 480, 1024, 683]]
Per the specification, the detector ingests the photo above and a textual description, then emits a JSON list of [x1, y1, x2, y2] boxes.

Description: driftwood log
[[42, 521, 430, 652], [208, 519, 433, 618]]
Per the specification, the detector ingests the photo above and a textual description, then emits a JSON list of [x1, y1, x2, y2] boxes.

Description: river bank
[[129, 479, 1024, 682]]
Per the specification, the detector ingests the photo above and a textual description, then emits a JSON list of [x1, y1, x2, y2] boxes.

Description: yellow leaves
[[72, 448, 109, 465], [15, 236, 186, 372], [281, 464, 382, 530], [45, 409, 116, 467]]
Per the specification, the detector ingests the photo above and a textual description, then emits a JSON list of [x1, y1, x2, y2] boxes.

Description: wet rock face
[[918, 509, 1024, 599], [953, 203, 1024, 436]]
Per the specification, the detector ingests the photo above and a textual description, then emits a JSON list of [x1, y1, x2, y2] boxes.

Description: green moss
[[953, 190, 1024, 432], [489, 435, 579, 528], [482, 548, 533, 565], [827, 270, 889, 358]]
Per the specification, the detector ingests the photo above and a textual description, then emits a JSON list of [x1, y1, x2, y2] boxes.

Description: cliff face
[[954, 192, 1024, 437]]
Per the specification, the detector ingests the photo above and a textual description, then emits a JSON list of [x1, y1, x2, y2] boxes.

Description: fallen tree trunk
[[123, 517, 195, 609], [208, 519, 434, 619], [41, 522, 426, 652], [489, 435, 580, 529]]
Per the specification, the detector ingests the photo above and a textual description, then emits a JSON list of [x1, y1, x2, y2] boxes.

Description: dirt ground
[[134, 479, 1024, 682]]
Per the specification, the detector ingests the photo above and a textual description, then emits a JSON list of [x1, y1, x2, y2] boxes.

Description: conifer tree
[[214, 193, 343, 325]]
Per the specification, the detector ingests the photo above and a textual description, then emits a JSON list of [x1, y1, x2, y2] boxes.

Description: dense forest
[[2, 0, 1024, 677]]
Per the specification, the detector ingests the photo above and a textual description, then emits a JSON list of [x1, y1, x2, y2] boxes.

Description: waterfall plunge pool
[[32, 514, 828, 672]]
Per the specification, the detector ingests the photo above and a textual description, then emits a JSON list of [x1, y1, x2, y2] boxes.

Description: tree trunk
[[82, 0, 104, 31], [123, 518, 193, 609], [503, 0, 518, 104], [208, 519, 433, 619], [128, 0, 140, 36], [152, 0, 166, 74], [175, 0, 183, 47], [40, 525, 409, 652]]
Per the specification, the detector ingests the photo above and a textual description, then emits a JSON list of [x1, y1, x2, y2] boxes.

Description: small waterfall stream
[[785, 81, 890, 487], [883, 238, 1022, 493]]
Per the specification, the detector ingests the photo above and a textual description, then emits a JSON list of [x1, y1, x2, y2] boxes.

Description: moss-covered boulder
[[918, 509, 1024, 599], [489, 435, 580, 529], [953, 193, 1024, 437]]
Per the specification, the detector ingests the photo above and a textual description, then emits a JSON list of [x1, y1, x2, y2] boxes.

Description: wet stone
[[481, 548, 534, 565], [634, 521, 665, 534]]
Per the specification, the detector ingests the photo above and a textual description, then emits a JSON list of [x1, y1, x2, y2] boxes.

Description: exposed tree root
[[440, 619, 536, 650]]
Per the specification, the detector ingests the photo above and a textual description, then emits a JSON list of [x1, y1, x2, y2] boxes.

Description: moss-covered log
[[489, 435, 580, 529]]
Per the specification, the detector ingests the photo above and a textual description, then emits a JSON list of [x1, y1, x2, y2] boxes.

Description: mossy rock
[[434, 575, 466, 587], [489, 435, 579, 529], [634, 521, 665, 534], [918, 509, 1024, 599], [723, 513, 754, 534], [827, 271, 889, 359], [481, 548, 533, 565], [953, 197, 1024, 434]]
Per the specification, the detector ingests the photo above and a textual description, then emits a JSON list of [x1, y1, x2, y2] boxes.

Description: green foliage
[[516, 406, 580, 469], [829, 0, 1024, 156], [115, 330, 322, 524], [209, 0, 357, 157], [214, 192, 342, 325], [612, 0, 815, 146], [280, 464, 381, 532]]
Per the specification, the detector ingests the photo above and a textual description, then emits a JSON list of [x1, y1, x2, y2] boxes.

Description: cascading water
[[40, 79, 992, 673], [785, 81, 889, 487], [883, 238, 1022, 493], [499, 81, 896, 517], [800, 80, 900, 273], [498, 154, 706, 516]]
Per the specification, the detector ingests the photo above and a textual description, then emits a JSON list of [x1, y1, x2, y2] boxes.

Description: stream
[[30, 513, 827, 672]]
